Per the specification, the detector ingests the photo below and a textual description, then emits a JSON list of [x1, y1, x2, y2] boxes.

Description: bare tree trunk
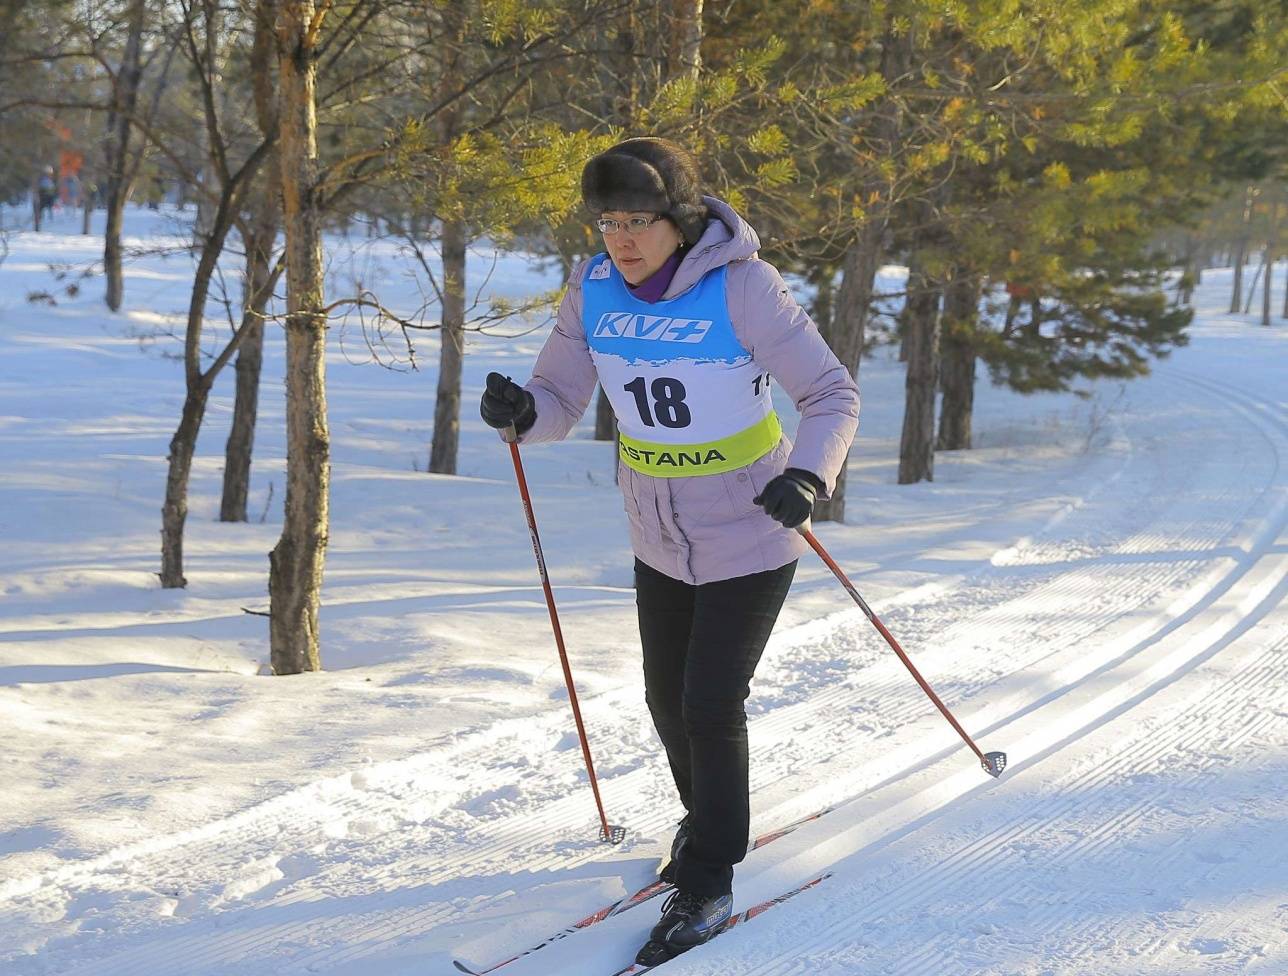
[[194, 0, 224, 243], [427, 0, 466, 475], [220, 292, 266, 523], [897, 257, 940, 485], [594, 386, 616, 440], [221, 0, 280, 522], [220, 202, 276, 520], [81, 176, 94, 235], [159, 3, 273, 586], [813, 228, 880, 523], [1264, 199, 1280, 328], [1003, 292, 1022, 334], [670, 0, 703, 81], [159, 389, 209, 588], [158, 166, 267, 585], [1229, 244, 1244, 313], [269, 0, 329, 675], [103, 0, 145, 311], [1181, 233, 1201, 304], [195, 161, 218, 246], [619, 7, 641, 114], [1229, 184, 1255, 315], [808, 264, 835, 335], [936, 271, 979, 451], [813, 12, 907, 518], [1243, 257, 1265, 315], [594, 384, 619, 482], [430, 218, 466, 473]]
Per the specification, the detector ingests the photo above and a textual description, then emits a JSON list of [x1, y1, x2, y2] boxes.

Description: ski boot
[[634, 888, 733, 965]]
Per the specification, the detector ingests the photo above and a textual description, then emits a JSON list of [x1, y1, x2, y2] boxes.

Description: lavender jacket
[[514, 196, 859, 584]]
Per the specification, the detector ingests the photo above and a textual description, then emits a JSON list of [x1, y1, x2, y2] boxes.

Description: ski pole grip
[[794, 519, 813, 536], [500, 423, 519, 444]]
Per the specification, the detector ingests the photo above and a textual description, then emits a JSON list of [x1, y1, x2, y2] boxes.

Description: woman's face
[[600, 211, 685, 285]]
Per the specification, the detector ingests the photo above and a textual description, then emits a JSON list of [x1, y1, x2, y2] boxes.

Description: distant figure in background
[[80, 177, 98, 235], [34, 165, 57, 230], [62, 172, 82, 210]]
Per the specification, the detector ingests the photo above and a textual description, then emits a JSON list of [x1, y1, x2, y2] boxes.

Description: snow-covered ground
[[0, 205, 1285, 975]]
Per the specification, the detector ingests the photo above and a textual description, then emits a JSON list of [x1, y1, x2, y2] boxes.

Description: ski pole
[[795, 523, 1007, 778], [501, 423, 626, 842]]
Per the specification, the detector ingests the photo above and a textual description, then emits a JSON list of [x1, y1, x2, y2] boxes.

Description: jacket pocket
[[722, 466, 761, 520], [671, 471, 730, 528], [621, 465, 666, 545]]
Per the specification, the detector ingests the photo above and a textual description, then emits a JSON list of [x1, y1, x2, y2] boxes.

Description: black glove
[[480, 372, 536, 433], [753, 468, 823, 528]]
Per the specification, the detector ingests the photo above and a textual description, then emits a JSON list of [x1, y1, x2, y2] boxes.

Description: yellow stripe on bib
[[618, 412, 782, 477]]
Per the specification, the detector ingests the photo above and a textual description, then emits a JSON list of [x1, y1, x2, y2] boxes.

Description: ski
[[610, 872, 834, 975], [452, 879, 671, 975], [452, 806, 832, 975]]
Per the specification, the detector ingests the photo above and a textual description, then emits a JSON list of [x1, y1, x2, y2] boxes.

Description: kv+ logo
[[592, 312, 713, 343]]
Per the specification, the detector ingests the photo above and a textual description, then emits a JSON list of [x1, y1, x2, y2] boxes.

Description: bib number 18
[[625, 376, 691, 429]]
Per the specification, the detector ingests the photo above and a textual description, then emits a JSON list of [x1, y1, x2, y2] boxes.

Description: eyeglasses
[[595, 214, 664, 236]]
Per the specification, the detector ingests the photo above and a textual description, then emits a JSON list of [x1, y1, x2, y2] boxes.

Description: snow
[[0, 204, 1285, 975]]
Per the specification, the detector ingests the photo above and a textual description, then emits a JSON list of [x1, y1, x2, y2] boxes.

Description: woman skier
[[479, 137, 859, 965]]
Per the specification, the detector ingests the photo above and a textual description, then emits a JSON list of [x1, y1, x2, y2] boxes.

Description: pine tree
[[270, 0, 330, 675]]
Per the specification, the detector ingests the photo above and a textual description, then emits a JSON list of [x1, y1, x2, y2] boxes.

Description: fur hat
[[581, 137, 709, 245]]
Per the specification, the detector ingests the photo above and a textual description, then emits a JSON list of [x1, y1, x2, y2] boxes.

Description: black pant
[[634, 557, 796, 897]]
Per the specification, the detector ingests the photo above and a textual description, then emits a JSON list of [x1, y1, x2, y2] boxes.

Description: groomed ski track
[[2, 321, 1285, 974]]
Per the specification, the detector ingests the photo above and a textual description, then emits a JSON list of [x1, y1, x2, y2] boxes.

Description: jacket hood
[[664, 195, 760, 300]]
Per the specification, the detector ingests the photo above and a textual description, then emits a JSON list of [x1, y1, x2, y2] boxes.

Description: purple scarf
[[625, 248, 684, 303]]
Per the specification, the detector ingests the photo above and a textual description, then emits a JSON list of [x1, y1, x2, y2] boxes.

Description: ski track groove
[[41, 777, 673, 975], [881, 634, 1288, 976], [1046, 644, 1288, 956], [728, 369, 1288, 976], [747, 623, 1288, 976], [9, 368, 1284, 975]]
